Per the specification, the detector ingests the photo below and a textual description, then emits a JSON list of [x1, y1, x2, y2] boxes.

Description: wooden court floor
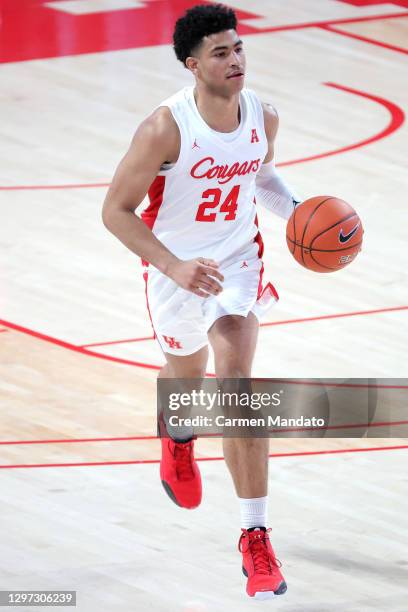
[[1, 1, 407, 610]]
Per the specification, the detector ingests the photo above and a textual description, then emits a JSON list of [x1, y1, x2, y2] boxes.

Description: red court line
[[0, 319, 161, 372], [0, 183, 111, 191], [261, 305, 408, 328], [0, 444, 406, 469], [76, 305, 408, 351], [0, 435, 157, 445], [1, 305, 406, 372], [321, 23, 408, 55], [278, 82, 405, 167], [253, 10, 408, 34], [1, 420, 407, 447], [0, 80, 404, 190], [80, 335, 154, 349]]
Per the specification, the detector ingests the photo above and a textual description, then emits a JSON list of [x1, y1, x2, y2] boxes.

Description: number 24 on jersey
[[195, 185, 240, 222]]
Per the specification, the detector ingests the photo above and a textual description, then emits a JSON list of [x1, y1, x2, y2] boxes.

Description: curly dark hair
[[173, 4, 237, 66]]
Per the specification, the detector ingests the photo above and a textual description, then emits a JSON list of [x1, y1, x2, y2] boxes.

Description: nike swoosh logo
[[339, 222, 360, 243]]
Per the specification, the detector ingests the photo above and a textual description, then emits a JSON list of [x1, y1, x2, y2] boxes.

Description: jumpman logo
[[240, 261, 248, 268], [192, 139, 200, 149]]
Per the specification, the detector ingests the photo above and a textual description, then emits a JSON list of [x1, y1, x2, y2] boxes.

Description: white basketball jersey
[[141, 86, 268, 263]]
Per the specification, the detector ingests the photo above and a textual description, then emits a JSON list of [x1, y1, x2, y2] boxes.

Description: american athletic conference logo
[[190, 156, 261, 185], [251, 128, 259, 143]]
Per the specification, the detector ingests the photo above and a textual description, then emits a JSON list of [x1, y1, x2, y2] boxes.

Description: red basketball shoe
[[159, 414, 202, 509], [239, 527, 287, 599]]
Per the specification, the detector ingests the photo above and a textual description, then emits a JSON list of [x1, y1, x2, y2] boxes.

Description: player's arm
[[102, 108, 223, 297], [255, 103, 302, 220]]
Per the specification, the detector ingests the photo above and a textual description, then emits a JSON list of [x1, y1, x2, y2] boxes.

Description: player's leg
[[158, 346, 208, 510], [158, 346, 208, 379], [144, 264, 210, 508], [208, 313, 287, 599], [158, 347, 208, 443], [208, 313, 267, 499]]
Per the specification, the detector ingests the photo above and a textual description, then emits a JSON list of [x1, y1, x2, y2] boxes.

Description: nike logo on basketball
[[339, 223, 360, 243]]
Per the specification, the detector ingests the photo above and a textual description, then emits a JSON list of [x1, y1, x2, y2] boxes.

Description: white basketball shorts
[[143, 240, 279, 356]]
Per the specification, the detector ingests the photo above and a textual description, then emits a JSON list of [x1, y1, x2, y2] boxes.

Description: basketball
[[286, 196, 363, 273]]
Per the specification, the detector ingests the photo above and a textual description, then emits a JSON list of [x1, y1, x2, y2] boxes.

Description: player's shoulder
[[243, 88, 278, 132], [261, 101, 278, 124], [261, 101, 279, 139], [137, 87, 189, 140], [139, 106, 178, 140], [243, 88, 277, 113], [130, 106, 179, 164]]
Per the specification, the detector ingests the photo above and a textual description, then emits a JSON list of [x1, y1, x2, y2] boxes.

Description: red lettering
[[196, 186, 240, 222], [163, 336, 182, 349], [238, 161, 249, 176], [207, 166, 219, 180], [219, 162, 239, 185], [190, 157, 215, 179], [195, 189, 221, 222], [217, 165, 229, 179], [190, 157, 261, 184], [251, 129, 259, 143], [219, 185, 239, 220]]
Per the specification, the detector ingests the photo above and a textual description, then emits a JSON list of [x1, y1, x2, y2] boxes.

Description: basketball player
[[102, 4, 301, 600]]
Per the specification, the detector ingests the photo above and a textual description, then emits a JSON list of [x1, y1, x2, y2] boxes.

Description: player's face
[[192, 30, 246, 94]]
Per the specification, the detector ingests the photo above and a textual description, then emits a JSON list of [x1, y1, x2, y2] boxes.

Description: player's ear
[[186, 56, 199, 75]]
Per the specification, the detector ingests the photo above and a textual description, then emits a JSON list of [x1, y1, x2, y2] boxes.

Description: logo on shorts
[[240, 261, 248, 268], [163, 336, 183, 350]]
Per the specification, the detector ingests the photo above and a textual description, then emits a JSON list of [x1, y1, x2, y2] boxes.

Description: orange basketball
[[286, 196, 363, 273]]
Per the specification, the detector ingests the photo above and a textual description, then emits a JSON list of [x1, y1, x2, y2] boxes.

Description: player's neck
[[193, 85, 241, 133]]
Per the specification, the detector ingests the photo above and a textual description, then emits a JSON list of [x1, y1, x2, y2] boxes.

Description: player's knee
[[168, 363, 207, 379], [215, 366, 250, 379], [185, 366, 207, 378]]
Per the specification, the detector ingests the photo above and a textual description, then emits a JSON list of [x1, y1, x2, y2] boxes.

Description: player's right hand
[[167, 257, 224, 298]]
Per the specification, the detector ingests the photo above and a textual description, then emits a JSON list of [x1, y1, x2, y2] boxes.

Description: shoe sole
[[253, 582, 287, 599], [161, 480, 200, 510], [253, 585, 286, 600], [242, 567, 287, 598]]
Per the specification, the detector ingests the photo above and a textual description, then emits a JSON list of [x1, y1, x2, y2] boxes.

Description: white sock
[[239, 496, 268, 529]]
